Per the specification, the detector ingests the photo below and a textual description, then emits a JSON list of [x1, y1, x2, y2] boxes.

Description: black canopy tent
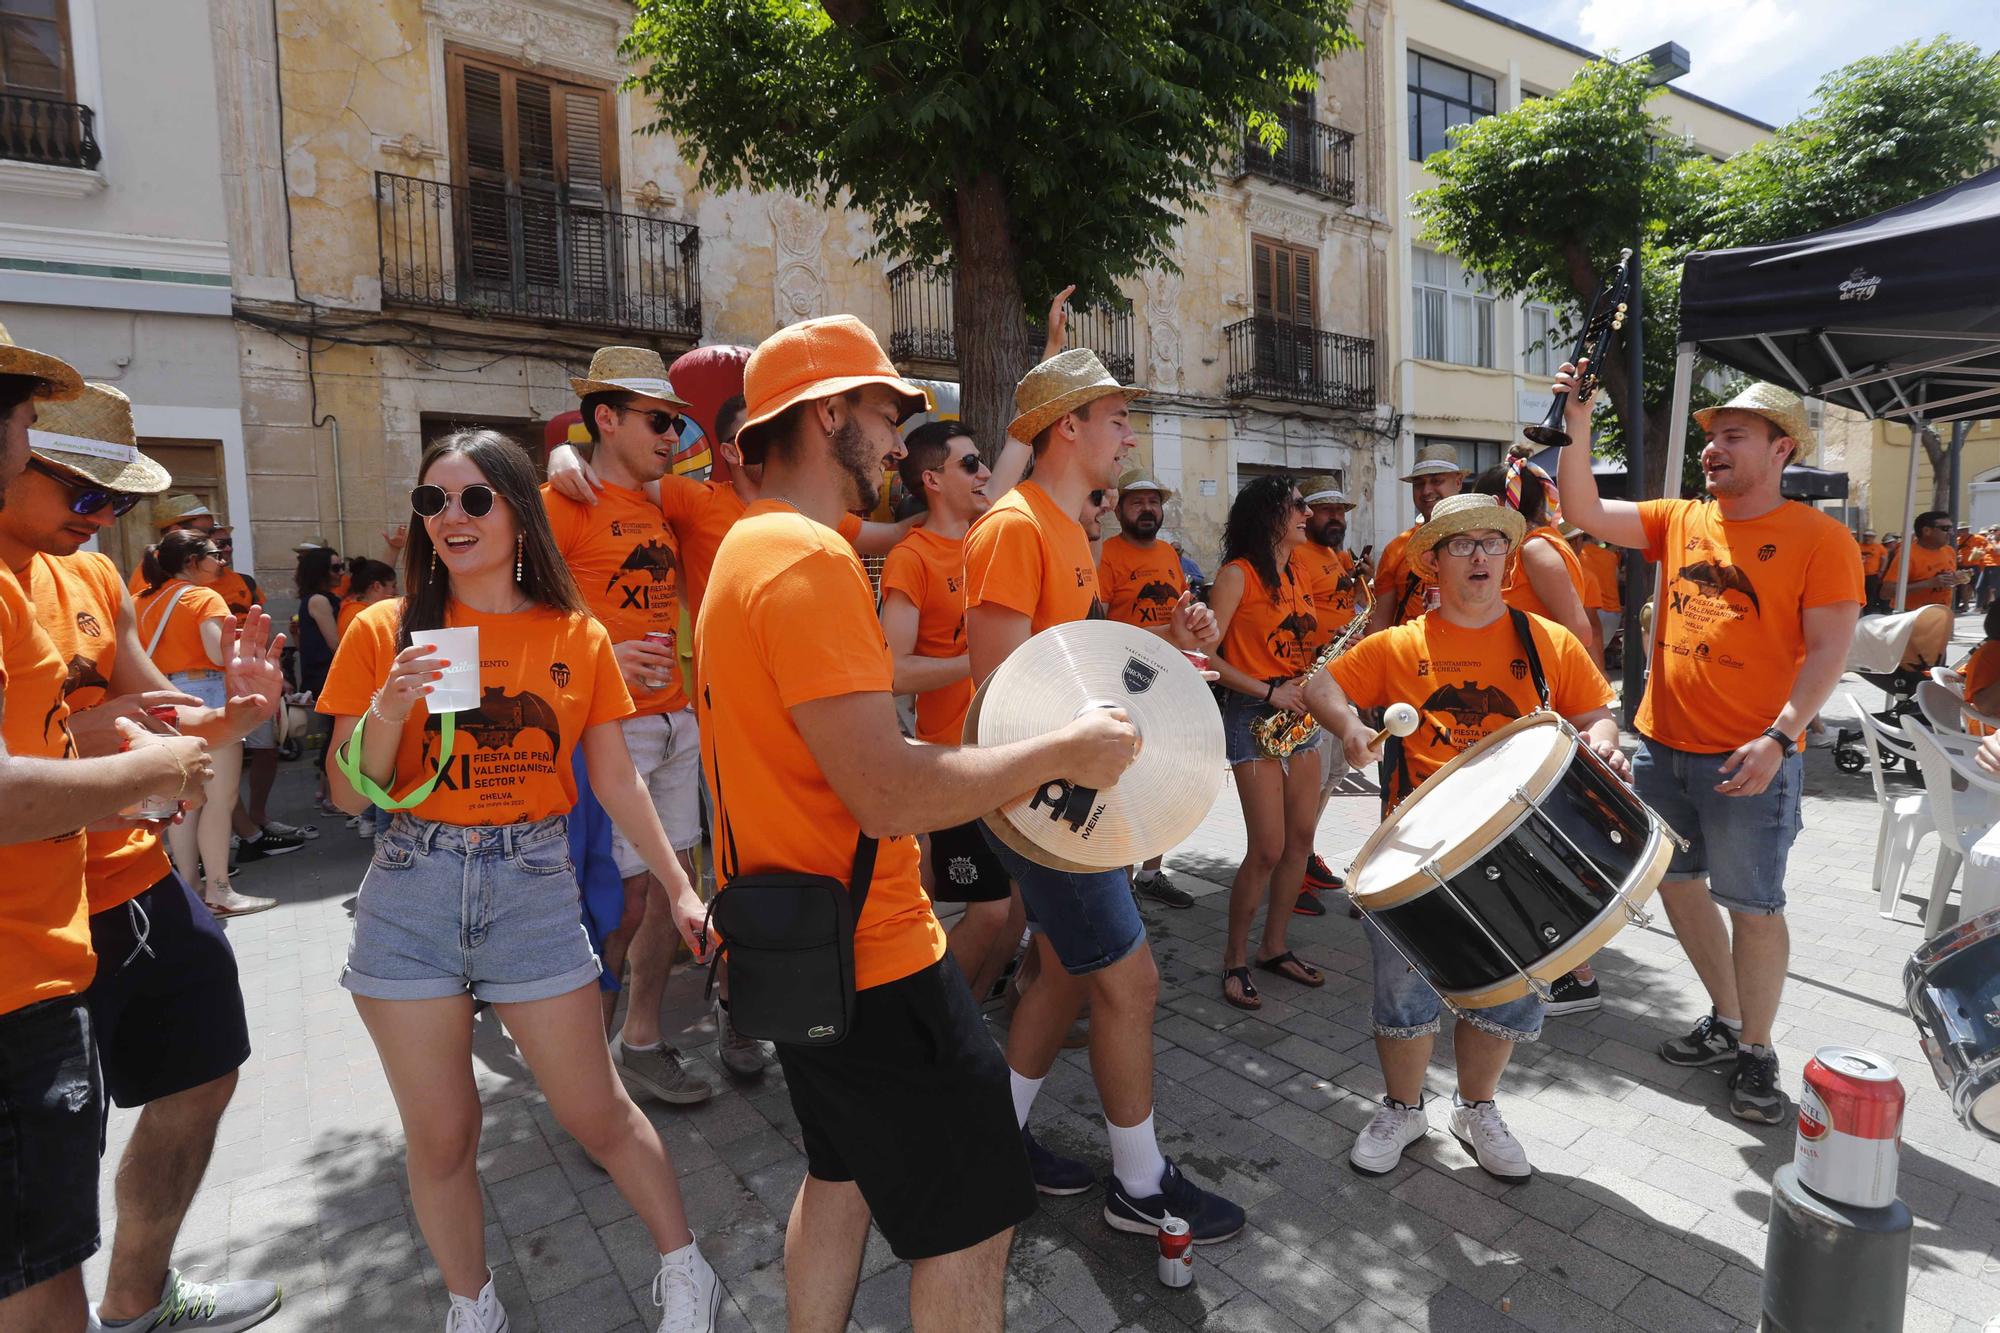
[[1675, 164, 2000, 609]]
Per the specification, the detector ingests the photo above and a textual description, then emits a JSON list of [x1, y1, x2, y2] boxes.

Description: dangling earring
[[429, 547, 438, 578], [515, 534, 525, 585]]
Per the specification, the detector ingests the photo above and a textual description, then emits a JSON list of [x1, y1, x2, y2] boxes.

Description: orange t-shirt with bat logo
[[544, 481, 688, 716], [1330, 610, 1612, 810], [1218, 556, 1318, 683], [1638, 498, 1863, 753], [317, 598, 634, 825], [1097, 532, 1185, 629]]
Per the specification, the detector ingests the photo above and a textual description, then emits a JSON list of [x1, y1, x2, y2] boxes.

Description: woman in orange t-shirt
[[134, 528, 243, 909], [316, 430, 720, 1321], [1208, 477, 1325, 1009], [336, 558, 397, 637], [1474, 462, 1601, 668]]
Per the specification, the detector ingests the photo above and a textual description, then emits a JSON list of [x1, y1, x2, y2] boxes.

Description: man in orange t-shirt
[[1855, 529, 1887, 608], [1367, 442, 1464, 632], [964, 348, 1242, 1242], [1883, 511, 1960, 610], [1287, 477, 1366, 914], [1557, 374, 1861, 1126], [700, 316, 1138, 1324]]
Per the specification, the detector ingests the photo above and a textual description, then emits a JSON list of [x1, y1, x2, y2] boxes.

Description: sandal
[[1255, 950, 1324, 988], [1222, 966, 1261, 1011]]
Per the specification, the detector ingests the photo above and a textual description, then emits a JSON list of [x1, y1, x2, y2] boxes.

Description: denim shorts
[[168, 668, 225, 709], [0, 996, 103, 1297], [1363, 917, 1544, 1043], [1631, 738, 1803, 915], [979, 825, 1145, 976], [341, 813, 602, 1003]]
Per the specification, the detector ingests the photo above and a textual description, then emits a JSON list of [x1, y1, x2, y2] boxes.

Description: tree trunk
[[1918, 424, 1950, 513], [949, 171, 1025, 459]]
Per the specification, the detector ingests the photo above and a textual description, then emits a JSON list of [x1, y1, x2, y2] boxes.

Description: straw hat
[[1693, 383, 1815, 462], [1300, 476, 1354, 508], [1115, 467, 1172, 500], [1409, 494, 1526, 577], [28, 383, 170, 493], [1007, 349, 1145, 445], [152, 494, 217, 531], [0, 322, 82, 402], [735, 315, 928, 462], [1401, 442, 1464, 482], [568, 346, 691, 407]]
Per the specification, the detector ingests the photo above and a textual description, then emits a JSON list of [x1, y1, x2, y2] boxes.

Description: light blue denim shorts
[[1363, 916, 1545, 1043], [341, 813, 602, 1003]]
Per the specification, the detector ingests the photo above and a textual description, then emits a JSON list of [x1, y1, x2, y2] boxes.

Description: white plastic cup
[[412, 627, 480, 714]]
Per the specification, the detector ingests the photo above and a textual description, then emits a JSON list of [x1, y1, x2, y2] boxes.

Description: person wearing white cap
[[1287, 477, 1364, 917], [1366, 443, 1465, 633]]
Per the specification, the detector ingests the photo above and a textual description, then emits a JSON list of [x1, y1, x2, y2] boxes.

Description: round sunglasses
[[411, 483, 496, 519], [27, 457, 144, 518]]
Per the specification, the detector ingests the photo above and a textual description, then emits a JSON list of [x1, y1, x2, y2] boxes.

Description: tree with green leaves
[[624, 0, 1355, 449]]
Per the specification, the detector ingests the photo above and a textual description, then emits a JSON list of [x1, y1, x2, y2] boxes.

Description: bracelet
[[368, 692, 406, 728], [166, 746, 193, 803], [1263, 682, 1276, 704]]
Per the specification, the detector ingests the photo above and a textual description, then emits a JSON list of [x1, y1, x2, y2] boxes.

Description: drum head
[[1348, 712, 1573, 906], [967, 620, 1225, 871]]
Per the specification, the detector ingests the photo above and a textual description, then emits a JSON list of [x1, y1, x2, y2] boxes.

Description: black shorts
[[86, 872, 251, 1108], [927, 821, 1010, 903], [775, 957, 1033, 1260], [0, 995, 103, 1297]]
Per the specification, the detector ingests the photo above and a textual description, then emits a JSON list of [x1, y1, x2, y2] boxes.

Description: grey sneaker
[[713, 998, 773, 1078], [1729, 1048, 1785, 1124], [1659, 1009, 1740, 1067], [616, 1041, 715, 1106], [89, 1268, 282, 1332], [1133, 869, 1195, 909]]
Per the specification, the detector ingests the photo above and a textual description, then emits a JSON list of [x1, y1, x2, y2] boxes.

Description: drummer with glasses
[[1301, 494, 1624, 1182]]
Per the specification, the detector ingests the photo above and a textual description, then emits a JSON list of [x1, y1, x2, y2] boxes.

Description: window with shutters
[[1249, 235, 1322, 391], [0, 0, 71, 97]]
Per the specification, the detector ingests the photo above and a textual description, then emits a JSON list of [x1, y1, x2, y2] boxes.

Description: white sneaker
[[443, 1271, 509, 1333], [652, 1242, 719, 1333], [1449, 1096, 1532, 1181], [1349, 1097, 1428, 1175]]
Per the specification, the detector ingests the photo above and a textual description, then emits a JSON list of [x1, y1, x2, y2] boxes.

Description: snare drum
[[1346, 712, 1675, 1008], [1905, 905, 2000, 1141]]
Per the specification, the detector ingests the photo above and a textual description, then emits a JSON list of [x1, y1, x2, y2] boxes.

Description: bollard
[[1762, 1164, 1910, 1332]]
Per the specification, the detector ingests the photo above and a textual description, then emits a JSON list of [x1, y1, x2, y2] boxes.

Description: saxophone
[[1252, 570, 1374, 759]]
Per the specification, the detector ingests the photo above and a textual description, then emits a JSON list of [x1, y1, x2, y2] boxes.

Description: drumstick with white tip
[[1369, 702, 1421, 749]]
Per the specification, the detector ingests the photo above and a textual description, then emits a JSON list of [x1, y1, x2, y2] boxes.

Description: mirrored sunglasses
[[26, 457, 144, 517]]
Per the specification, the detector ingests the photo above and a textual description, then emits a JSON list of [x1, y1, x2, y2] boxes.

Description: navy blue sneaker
[[1023, 1128, 1094, 1196], [1102, 1158, 1245, 1243]]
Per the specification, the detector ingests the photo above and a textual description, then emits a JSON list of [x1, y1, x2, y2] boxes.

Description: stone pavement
[[88, 667, 2000, 1331]]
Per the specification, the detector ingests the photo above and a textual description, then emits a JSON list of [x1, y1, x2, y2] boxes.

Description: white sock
[[1135, 867, 1158, 883], [1717, 1014, 1743, 1032], [620, 1036, 663, 1053], [1107, 1112, 1168, 1198], [1010, 1070, 1044, 1128]]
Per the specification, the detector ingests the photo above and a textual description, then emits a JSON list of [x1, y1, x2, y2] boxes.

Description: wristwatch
[[1760, 726, 1797, 757]]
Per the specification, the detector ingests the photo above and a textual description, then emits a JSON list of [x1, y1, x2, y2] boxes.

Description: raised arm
[[1551, 359, 1648, 550]]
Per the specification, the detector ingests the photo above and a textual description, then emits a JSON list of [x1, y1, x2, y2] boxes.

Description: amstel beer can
[[1796, 1046, 1904, 1208], [1156, 1216, 1194, 1288]]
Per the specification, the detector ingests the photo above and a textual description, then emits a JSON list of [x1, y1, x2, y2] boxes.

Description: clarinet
[[1522, 248, 1636, 448]]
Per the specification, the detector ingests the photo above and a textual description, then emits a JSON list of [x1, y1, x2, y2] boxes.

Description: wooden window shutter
[[1291, 247, 1316, 329], [461, 64, 507, 184], [562, 91, 608, 203], [1253, 239, 1275, 319]]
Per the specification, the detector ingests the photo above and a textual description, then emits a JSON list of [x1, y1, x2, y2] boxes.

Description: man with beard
[[1094, 469, 1195, 909], [1556, 370, 1861, 1124], [1367, 444, 1465, 632], [1882, 509, 1960, 611], [699, 315, 1139, 1329], [1288, 478, 1366, 916], [963, 349, 1243, 1240]]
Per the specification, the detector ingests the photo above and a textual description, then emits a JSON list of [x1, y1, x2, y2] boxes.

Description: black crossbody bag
[[702, 833, 877, 1047]]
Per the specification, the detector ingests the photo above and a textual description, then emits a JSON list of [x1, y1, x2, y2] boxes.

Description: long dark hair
[[346, 557, 396, 601], [294, 547, 341, 602], [1474, 463, 1551, 527], [141, 528, 218, 592], [398, 429, 584, 648], [1220, 475, 1297, 606]]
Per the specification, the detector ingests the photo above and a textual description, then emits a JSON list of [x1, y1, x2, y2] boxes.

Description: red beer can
[[644, 629, 677, 653], [1796, 1045, 1903, 1208], [1156, 1216, 1193, 1288]]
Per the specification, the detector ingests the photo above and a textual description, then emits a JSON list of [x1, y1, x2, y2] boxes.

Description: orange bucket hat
[[735, 315, 929, 462]]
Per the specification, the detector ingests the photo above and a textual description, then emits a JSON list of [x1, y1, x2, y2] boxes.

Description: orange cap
[[735, 315, 929, 461]]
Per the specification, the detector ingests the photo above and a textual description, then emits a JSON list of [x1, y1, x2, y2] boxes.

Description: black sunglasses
[[1089, 488, 1107, 506], [615, 405, 685, 437], [27, 457, 144, 517], [411, 483, 497, 519], [929, 453, 983, 477]]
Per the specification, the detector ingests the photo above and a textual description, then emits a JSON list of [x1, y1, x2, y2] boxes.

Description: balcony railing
[[0, 94, 101, 170], [375, 172, 701, 338], [1236, 114, 1355, 204], [1225, 317, 1375, 410], [888, 261, 1135, 381]]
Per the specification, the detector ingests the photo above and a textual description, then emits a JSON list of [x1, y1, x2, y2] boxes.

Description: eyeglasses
[[1088, 489, 1107, 507], [329, 559, 347, 573], [213, 537, 233, 551], [411, 483, 496, 519], [928, 453, 983, 477], [1440, 535, 1513, 558], [1289, 495, 1310, 514], [26, 457, 144, 517], [614, 405, 685, 437]]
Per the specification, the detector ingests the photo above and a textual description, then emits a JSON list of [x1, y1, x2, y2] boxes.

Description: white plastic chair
[[1918, 679, 1968, 734], [1853, 698, 1938, 919], [1902, 720, 2000, 935]]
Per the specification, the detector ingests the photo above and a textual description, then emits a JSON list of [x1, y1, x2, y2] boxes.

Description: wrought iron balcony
[[1224, 317, 1375, 410], [375, 172, 701, 338], [0, 94, 101, 170], [1236, 114, 1355, 204], [888, 261, 1135, 381]]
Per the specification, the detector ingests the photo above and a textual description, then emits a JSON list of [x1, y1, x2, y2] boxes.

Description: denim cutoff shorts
[[1363, 916, 1545, 1043], [341, 813, 602, 1003], [979, 825, 1146, 976], [1220, 690, 1322, 774], [1631, 738, 1803, 916]]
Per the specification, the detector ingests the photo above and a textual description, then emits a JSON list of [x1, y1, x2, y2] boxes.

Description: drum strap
[[1379, 608, 1550, 816]]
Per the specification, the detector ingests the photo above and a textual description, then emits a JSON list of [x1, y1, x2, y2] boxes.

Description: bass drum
[[1346, 712, 1674, 1008], [1905, 905, 2000, 1141]]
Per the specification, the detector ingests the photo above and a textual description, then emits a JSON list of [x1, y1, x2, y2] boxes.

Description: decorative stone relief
[[421, 0, 623, 77], [1247, 198, 1328, 247], [631, 180, 677, 212], [1142, 266, 1183, 393], [770, 193, 829, 324], [376, 132, 445, 164]]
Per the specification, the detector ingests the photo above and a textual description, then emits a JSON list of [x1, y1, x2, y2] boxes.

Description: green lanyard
[[336, 709, 458, 810]]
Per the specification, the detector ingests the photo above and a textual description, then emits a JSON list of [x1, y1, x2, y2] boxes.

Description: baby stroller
[[1833, 605, 1954, 775]]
